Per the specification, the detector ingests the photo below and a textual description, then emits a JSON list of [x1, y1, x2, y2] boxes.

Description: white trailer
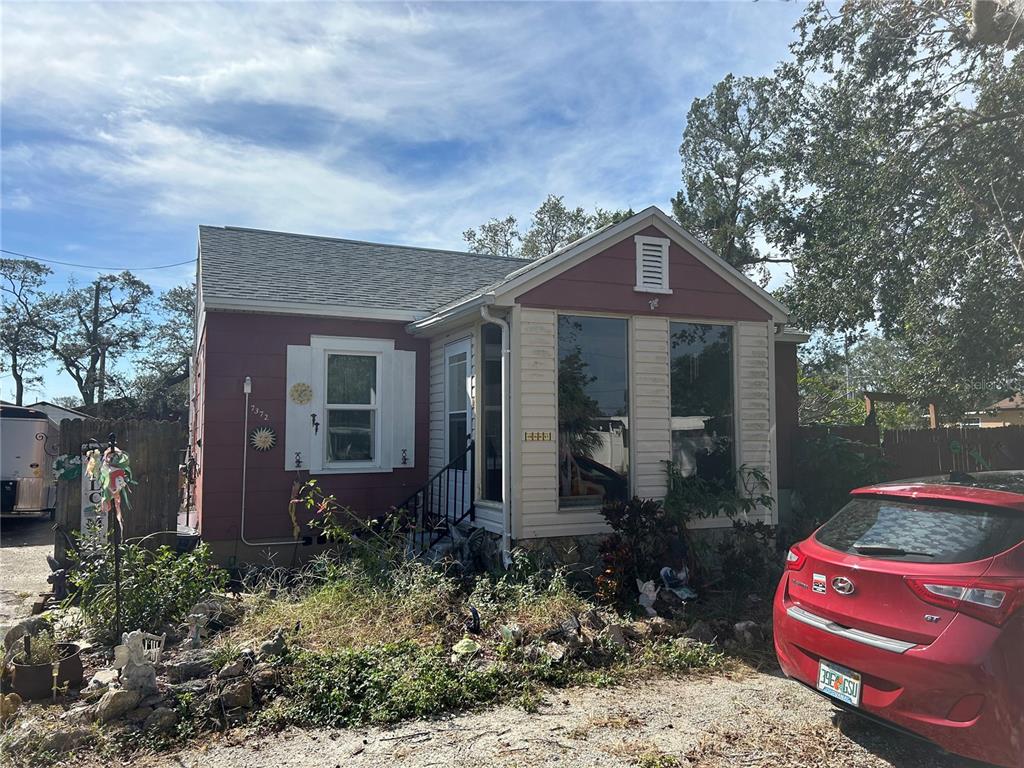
[[1, 405, 58, 517]]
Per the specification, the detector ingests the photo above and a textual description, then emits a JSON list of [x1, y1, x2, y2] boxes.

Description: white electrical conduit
[[241, 376, 299, 547], [480, 306, 513, 567]]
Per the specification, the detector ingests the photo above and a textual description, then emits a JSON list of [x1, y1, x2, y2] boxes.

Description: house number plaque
[[524, 431, 553, 442]]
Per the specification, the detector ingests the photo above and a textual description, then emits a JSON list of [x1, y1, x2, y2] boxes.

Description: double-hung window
[[325, 353, 380, 466]]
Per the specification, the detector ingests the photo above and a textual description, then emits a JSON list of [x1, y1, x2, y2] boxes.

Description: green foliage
[[673, 73, 788, 282], [11, 631, 61, 665], [66, 541, 227, 640], [277, 642, 514, 728], [463, 194, 634, 260], [663, 462, 773, 525], [0, 257, 52, 405], [714, 520, 780, 597], [787, 434, 887, 545]]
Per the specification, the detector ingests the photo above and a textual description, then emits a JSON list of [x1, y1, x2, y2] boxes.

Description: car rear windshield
[[815, 498, 1024, 563]]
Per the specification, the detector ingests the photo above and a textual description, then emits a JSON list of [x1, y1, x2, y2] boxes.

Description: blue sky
[[1, 1, 803, 402]]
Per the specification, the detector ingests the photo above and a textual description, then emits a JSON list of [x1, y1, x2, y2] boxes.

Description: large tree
[[672, 74, 790, 281], [124, 283, 195, 418], [0, 258, 52, 405], [38, 272, 153, 411], [464, 196, 633, 259], [685, 1, 1024, 410]]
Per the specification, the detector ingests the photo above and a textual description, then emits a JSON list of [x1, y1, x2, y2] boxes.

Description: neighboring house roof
[[198, 225, 530, 320], [990, 393, 1024, 411]]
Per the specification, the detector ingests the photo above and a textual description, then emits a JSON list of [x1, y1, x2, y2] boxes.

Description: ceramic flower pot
[[9, 643, 83, 701]]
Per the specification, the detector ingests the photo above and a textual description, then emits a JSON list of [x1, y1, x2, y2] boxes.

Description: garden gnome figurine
[[113, 630, 158, 696]]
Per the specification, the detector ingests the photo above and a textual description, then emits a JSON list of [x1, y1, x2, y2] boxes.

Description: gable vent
[[634, 235, 671, 294]]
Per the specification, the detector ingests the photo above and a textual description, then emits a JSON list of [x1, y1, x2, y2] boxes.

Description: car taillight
[[904, 576, 1024, 627], [785, 545, 806, 571]]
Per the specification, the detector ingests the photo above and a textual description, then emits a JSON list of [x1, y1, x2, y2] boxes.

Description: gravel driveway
[[130, 669, 979, 768], [0, 515, 54, 638]]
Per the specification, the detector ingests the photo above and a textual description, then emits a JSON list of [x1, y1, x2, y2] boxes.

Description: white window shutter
[[634, 235, 671, 293], [391, 350, 416, 468], [285, 345, 314, 471]]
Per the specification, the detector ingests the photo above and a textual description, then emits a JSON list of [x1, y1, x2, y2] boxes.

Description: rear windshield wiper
[[853, 544, 936, 558]]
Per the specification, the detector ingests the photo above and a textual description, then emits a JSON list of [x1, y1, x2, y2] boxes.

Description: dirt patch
[[116, 670, 971, 768]]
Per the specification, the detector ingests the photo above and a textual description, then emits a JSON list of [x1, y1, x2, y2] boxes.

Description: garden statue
[[187, 613, 208, 649], [112, 630, 157, 696], [637, 579, 660, 617]]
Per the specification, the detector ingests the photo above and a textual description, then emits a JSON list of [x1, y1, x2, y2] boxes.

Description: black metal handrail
[[397, 440, 475, 550]]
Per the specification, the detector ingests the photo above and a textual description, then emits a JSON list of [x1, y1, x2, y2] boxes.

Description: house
[[24, 400, 91, 423], [189, 206, 805, 567], [961, 393, 1024, 428]]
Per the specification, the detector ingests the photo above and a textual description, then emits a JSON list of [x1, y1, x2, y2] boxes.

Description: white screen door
[[444, 339, 473, 517]]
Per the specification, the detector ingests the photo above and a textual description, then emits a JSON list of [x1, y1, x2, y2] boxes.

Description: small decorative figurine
[[112, 630, 158, 696], [187, 613, 208, 649], [637, 579, 660, 617]]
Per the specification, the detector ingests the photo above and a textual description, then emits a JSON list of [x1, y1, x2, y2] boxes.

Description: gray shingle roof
[[198, 225, 530, 315]]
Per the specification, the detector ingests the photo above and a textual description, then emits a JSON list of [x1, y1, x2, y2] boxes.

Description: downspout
[[240, 376, 298, 547], [480, 306, 513, 567]]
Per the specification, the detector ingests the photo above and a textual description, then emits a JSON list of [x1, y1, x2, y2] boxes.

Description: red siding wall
[[195, 311, 429, 546], [517, 225, 771, 321]]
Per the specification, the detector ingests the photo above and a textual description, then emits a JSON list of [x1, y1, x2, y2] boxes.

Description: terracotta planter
[[9, 643, 84, 701]]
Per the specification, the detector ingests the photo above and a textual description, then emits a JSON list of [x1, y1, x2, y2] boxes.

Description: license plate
[[817, 659, 861, 707]]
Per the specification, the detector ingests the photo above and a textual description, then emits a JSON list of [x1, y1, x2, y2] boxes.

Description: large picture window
[[669, 322, 734, 484], [481, 323, 503, 502], [557, 315, 629, 507], [325, 353, 379, 464]]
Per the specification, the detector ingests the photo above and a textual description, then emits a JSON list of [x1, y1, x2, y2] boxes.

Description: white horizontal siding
[[513, 308, 568, 539], [632, 316, 671, 499]]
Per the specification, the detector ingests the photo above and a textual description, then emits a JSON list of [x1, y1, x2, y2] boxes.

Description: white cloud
[[2, 1, 802, 246]]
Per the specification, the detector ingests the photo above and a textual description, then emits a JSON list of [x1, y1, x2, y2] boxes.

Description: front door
[[444, 339, 473, 518]]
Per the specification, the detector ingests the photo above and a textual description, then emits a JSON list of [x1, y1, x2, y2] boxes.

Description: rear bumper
[[773, 575, 1023, 768]]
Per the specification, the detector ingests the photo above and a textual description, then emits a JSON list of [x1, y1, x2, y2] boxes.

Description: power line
[[0, 248, 195, 272]]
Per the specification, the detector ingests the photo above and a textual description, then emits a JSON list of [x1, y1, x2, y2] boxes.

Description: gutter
[[480, 305, 513, 567]]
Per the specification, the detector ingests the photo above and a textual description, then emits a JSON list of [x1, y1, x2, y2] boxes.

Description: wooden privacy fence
[[794, 424, 1024, 481], [880, 425, 1024, 479], [55, 419, 186, 564]]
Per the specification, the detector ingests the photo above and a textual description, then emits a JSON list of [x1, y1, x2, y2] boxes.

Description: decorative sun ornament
[[289, 382, 313, 405], [249, 426, 277, 452]]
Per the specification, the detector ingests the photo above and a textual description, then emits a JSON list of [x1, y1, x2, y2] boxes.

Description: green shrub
[[788, 434, 886, 545], [66, 541, 227, 640], [276, 642, 517, 727]]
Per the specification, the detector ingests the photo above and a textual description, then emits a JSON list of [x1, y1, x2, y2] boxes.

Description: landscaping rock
[[250, 662, 278, 689], [139, 692, 168, 708], [61, 704, 96, 725], [144, 707, 178, 734], [560, 615, 583, 637], [733, 620, 763, 648], [218, 658, 247, 678], [603, 624, 629, 648], [126, 706, 153, 724], [646, 616, 672, 636], [581, 609, 606, 632], [88, 668, 120, 689], [170, 679, 210, 696], [96, 688, 142, 723], [165, 651, 214, 682], [624, 621, 653, 642], [39, 726, 94, 754], [544, 641, 566, 663], [219, 678, 253, 709], [682, 620, 715, 645]]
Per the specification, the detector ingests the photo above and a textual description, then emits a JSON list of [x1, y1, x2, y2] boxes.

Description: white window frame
[[310, 336, 395, 474], [633, 235, 672, 294]]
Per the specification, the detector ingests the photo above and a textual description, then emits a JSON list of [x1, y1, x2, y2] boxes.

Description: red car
[[774, 471, 1024, 767]]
